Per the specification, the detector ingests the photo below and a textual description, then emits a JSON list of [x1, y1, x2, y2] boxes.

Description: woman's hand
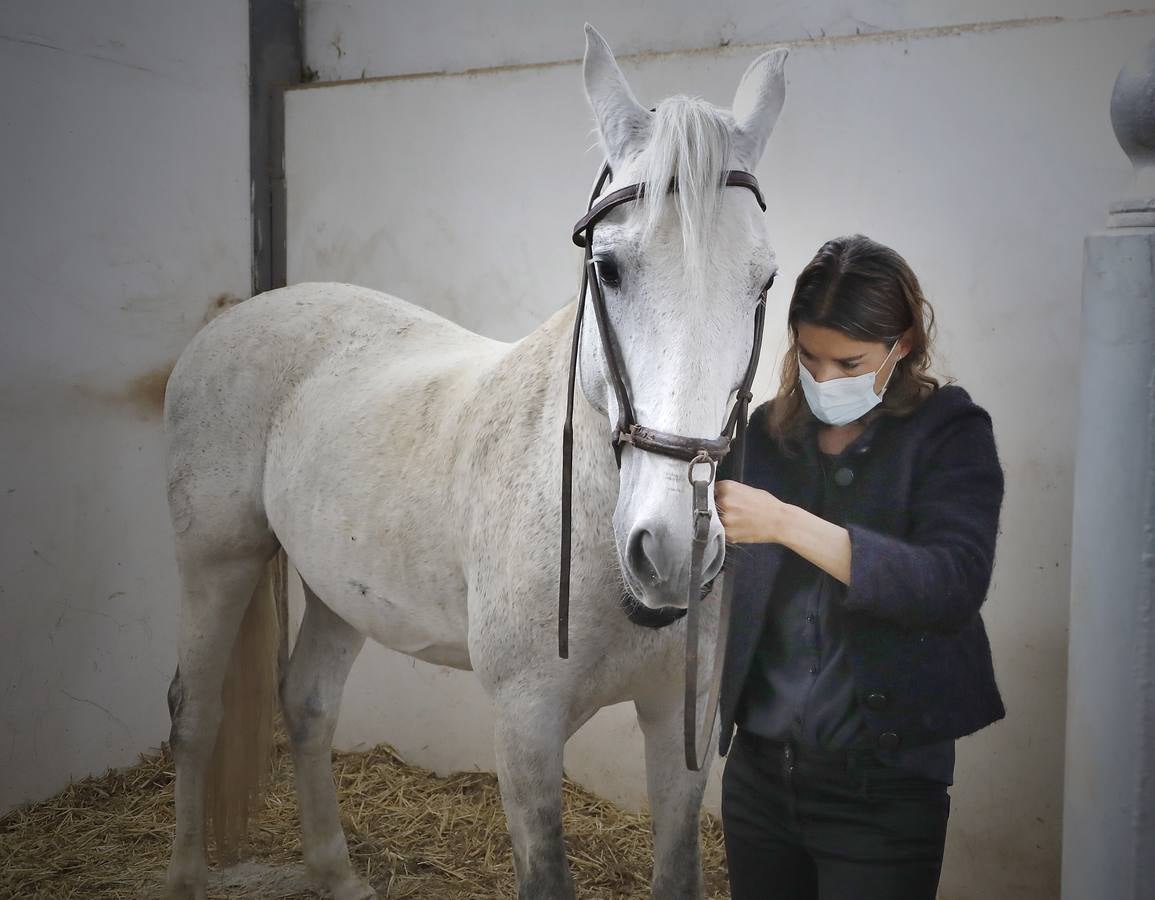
[[715, 480, 783, 544]]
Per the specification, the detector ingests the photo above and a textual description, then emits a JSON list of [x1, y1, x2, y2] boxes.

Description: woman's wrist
[[766, 501, 853, 584], [762, 496, 795, 544]]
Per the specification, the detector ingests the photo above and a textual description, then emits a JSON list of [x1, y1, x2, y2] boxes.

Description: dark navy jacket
[[718, 384, 1006, 757]]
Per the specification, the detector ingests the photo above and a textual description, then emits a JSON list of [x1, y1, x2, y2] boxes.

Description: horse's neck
[[471, 298, 622, 596], [503, 298, 619, 491]]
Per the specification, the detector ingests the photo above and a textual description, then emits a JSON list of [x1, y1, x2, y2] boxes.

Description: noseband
[[558, 160, 773, 770]]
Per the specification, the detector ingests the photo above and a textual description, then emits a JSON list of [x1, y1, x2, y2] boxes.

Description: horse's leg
[[635, 688, 711, 900], [492, 692, 575, 899], [279, 583, 373, 900], [165, 550, 273, 900]]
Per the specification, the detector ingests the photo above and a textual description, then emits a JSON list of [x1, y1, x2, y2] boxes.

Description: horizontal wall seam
[[289, 8, 1155, 93]]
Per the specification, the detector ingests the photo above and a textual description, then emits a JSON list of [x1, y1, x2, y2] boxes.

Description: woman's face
[[795, 322, 909, 395]]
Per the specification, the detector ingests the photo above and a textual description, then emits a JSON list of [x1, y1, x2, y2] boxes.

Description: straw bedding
[[0, 735, 731, 899]]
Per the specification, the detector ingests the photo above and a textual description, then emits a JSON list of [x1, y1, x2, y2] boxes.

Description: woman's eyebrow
[[798, 343, 864, 365]]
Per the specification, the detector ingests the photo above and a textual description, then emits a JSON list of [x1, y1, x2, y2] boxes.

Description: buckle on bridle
[[687, 450, 716, 487], [688, 451, 714, 548]]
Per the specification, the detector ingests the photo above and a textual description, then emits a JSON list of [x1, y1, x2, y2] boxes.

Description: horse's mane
[[635, 96, 734, 297]]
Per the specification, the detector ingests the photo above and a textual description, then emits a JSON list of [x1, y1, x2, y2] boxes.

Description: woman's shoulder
[[910, 383, 994, 431], [749, 397, 775, 429], [747, 397, 795, 450], [740, 398, 789, 465], [902, 383, 1001, 472]]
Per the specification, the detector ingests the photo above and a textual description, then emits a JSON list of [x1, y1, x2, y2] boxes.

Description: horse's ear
[[582, 23, 651, 167], [731, 48, 789, 167]]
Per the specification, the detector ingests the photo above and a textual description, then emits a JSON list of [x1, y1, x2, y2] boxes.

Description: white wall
[[286, 7, 1155, 899], [0, 1, 251, 812]]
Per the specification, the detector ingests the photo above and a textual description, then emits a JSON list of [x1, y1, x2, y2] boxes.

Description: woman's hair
[[766, 234, 941, 446]]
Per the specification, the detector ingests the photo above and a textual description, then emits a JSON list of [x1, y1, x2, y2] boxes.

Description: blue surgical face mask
[[797, 340, 902, 427]]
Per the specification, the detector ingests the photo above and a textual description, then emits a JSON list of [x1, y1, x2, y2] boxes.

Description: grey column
[[1062, 38, 1155, 900]]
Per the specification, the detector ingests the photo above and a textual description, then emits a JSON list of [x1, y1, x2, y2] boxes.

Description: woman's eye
[[595, 257, 620, 288]]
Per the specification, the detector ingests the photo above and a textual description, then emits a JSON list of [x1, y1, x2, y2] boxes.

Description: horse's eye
[[595, 256, 621, 288]]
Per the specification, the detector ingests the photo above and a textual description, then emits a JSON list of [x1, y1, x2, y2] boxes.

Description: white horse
[[162, 25, 787, 900]]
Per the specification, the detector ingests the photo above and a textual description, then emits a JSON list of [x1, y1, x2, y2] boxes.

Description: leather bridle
[[558, 160, 773, 770]]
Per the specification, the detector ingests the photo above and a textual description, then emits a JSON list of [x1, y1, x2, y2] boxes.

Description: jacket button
[[865, 692, 888, 710], [878, 731, 900, 751], [834, 467, 854, 486]]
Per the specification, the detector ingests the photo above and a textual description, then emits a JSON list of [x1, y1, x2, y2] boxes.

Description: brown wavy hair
[[766, 234, 942, 447]]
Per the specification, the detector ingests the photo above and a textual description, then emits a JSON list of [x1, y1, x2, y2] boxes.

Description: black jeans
[[721, 730, 950, 900]]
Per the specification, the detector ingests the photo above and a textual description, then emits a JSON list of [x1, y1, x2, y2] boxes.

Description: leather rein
[[558, 161, 772, 770]]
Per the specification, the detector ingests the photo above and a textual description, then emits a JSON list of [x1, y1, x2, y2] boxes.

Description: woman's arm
[[717, 405, 1005, 634], [715, 480, 851, 582], [838, 409, 1004, 632], [768, 503, 852, 585]]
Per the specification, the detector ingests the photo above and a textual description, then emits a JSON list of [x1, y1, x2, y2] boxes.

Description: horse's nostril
[[627, 527, 661, 585]]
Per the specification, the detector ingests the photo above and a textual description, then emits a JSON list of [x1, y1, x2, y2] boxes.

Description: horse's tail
[[205, 547, 286, 861]]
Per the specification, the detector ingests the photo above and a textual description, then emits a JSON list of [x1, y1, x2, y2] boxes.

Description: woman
[[714, 234, 1005, 900]]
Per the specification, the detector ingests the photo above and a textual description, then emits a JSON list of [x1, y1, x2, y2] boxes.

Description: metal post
[[1062, 37, 1155, 900]]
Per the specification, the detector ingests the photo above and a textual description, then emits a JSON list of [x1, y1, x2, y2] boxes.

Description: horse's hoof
[[164, 867, 208, 900], [330, 875, 378, 900], [164, 883, 207, 900]]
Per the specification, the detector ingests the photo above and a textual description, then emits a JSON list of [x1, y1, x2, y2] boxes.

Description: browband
[[572, 170, 767, 247]]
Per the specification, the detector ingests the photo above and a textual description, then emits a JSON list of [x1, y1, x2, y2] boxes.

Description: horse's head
[[577, 25, 787, 610]]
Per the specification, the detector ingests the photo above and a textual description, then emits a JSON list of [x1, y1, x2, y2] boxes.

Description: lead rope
[[683, 389, 752, 771], [682, 291, 766, 769]]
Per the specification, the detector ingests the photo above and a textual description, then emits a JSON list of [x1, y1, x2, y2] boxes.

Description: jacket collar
[[797, 409, 888, 467]]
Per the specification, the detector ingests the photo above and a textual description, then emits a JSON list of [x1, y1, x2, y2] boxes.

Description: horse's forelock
[[635, 97, 734, 296]]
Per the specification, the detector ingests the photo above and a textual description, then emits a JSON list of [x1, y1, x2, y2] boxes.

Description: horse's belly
[[287, 541, 473, 671], [322, 571, 472, 669]]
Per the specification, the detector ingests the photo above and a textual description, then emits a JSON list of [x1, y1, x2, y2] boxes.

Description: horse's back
[[171, 281, 486, 392], [167, 281, 497, 438], [163, 282, 501, 554]]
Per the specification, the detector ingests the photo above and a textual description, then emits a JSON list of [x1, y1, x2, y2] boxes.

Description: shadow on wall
[[73, 292, 248, 420]]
